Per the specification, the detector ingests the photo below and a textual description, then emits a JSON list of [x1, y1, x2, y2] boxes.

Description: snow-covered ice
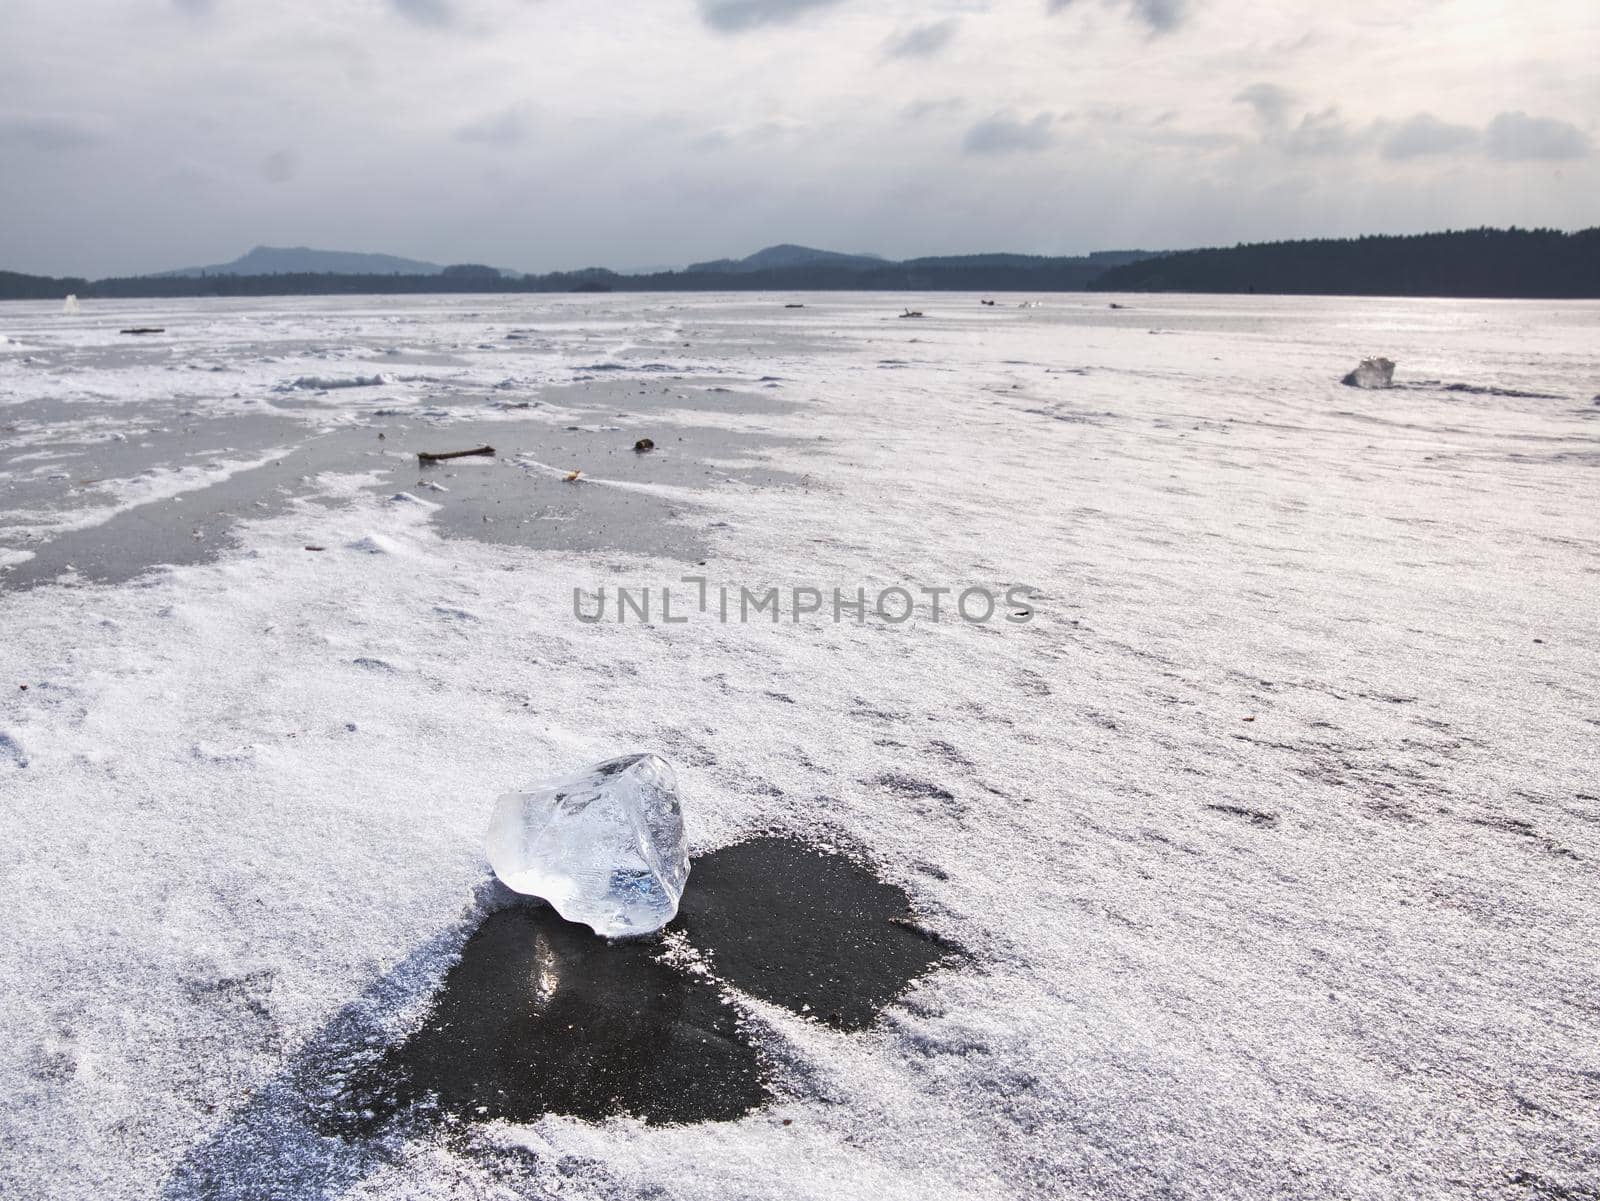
[[0, 292, 1597, 1200], [486, 753, 690, 937]]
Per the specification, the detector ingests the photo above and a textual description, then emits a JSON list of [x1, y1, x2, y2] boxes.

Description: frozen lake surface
[[1, 293, 1597, 1199]]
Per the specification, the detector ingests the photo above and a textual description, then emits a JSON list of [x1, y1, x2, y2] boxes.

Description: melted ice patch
[[0, 448, 293, 538]]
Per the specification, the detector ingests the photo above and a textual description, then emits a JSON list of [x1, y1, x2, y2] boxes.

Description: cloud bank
[[0, 0, 1594, 277]]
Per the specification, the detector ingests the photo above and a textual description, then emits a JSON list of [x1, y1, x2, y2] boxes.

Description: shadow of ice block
[[323, 837, 952, 1134], [163, 836, 954, 1197]]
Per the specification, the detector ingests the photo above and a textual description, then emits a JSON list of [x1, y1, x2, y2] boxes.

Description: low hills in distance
[[684, 243, 887, 274], [155, 245, 526, 280], [159, 245, 449, 278], [2, 229, 1596, 301]]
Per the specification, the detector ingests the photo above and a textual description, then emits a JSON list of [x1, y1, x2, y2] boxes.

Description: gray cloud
[[964, 112, 1056, 155], [1254, 103, 1590, 166], [455, 107, 532, 148], [1379, 112, 1478, 160], [901, 96, 968, 123], [1234, 83, 1295, 129], [1049, 0, 1192, 32], [699, 0, 844, 33], [1277, 108, 1366, 157], [884, 19, 959, 60], [0, 0, 1594, 280], [693, 116, 807, 150], [1485, 111, 1591, 162], [1132, 0, 1188, 30], [261, 149, 298, 183], [390, 0, 455, 28], [0, 115, 101, 152]]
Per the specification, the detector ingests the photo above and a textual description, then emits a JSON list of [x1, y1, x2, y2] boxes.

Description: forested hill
[[1089, 228, 1600, 299], [0, 251, 1153, 300], [0, 270, 88, 301], [4, 230, 1598, 300]]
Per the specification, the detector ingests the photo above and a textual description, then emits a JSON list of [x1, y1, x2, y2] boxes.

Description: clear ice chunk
[[485, 753, 690, 938]]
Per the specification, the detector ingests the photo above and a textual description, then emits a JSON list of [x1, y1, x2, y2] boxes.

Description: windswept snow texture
[[1, 293, 1599, 1201]]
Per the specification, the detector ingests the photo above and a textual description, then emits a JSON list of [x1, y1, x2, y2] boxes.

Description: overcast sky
[[2, 0, 1596, 276]]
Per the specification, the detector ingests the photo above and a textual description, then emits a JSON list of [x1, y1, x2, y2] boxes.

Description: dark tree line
[[0, 256, 1149, 299], [2, 231, 1596, 301], [1, 270, 90, 300], [1090, 228, 1600, 299]]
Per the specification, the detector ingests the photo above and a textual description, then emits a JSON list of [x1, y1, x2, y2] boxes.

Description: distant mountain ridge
[[53, 241, 1158, 295], [5, 231, 1595, 300], [686, 244, 886, 274], [160, 245, 450, 278], [682, 245, 1151, 276]]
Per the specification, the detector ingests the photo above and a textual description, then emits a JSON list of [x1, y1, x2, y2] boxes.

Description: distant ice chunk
[[346, 534, 402, 555], [486, 753, 689, 938], [274, 374, 393, 392], [1342, 357, 1395, 389]]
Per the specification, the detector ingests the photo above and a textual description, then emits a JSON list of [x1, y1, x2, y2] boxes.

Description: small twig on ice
[[418, 445, 496, 464]]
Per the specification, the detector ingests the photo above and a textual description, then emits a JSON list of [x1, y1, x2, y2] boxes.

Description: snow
[[1, 293, 1598, 1200]]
